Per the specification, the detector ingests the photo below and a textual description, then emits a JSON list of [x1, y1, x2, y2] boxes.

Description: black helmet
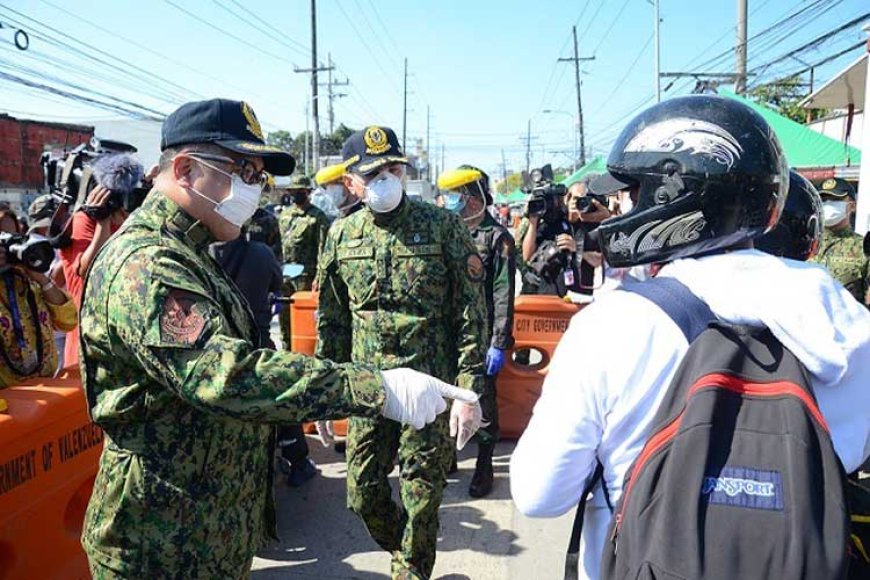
[[594, 95, 789, 267], [755, 170, 822, 261]]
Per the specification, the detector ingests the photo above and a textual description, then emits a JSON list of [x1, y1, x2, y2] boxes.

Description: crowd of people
[[0, 92, 868, 580]]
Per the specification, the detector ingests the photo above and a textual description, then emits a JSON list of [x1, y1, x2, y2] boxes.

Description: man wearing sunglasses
[[316, 126, 487, 579], [78, 100, 479, 578]]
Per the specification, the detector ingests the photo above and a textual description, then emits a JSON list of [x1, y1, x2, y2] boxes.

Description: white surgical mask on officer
[[184, 156, 263, 228], [821, 201, 848, 227], [354, 166, 405, 213]]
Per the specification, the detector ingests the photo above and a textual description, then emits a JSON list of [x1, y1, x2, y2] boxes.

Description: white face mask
[[359, 170, 404, 213], [187, 158, 263, 228], [619, 190, 634, 214], [822, 201, 848, 227], [324, 184, 346, 208]]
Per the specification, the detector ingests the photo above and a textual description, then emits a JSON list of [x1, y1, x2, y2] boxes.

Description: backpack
[[598, 277, 850, 580]]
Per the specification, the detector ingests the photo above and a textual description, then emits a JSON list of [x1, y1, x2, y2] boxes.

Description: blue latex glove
[[485, 346, 505, 376]]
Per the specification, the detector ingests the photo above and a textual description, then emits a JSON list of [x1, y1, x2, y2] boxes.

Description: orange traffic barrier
[[290, 292, 581, 440], [0, 368, 102, 580], [497, 295, 582, 437], [292, 292, 348, 437]]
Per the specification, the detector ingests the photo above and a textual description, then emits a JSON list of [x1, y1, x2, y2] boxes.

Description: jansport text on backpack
[[602, 284, 849, 580]]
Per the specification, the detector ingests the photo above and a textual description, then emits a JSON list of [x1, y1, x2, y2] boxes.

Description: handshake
[[317, 368, 485, 450]]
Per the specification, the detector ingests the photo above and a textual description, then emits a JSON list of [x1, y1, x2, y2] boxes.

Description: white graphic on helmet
[[609, 211, 706, 256], [624, 118, 743, 169]]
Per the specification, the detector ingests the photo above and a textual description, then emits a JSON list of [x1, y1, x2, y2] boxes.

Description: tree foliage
[[746, 76, 826, 123], [265, 124, 358, 174]]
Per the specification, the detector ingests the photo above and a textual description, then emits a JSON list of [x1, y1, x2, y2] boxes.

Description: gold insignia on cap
[[238, 142, 278, 152], [364, 126, 391, 155], [242, 101, 264, 141], [821, 178, 837, 191]]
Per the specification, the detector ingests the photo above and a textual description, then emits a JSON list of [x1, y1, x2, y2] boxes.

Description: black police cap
[[161, 99, 295, 176], [341, 126, 409, 175], [817, 177, 856, 200]]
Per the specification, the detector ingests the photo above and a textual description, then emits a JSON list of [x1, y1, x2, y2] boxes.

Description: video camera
[[40, 137, 149, 246], [524, 164, 567, 220], [0, 232, 54, 274]]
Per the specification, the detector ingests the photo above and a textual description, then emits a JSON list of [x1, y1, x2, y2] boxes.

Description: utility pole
[[525, 119, 531, 173], [426, 106, 431, 182], [304, 99, 310, 174], [500, 148, 509, 192], [654, 0, 661, 102], [293, 0, 333, 171], [558, 26, 594, 167], [402, 58, 409, 152], [320, 53, 349, 134], [736, 0, 748, 94], [440, 143, 445, 178]]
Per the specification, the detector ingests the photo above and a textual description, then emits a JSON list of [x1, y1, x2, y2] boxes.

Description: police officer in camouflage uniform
[[247, 205, 283, 260], [277, 174, 330, 347], [317, 126, 487, 580], [439, 165, 516, 498], [78, 100, 480, 579], [811, 178, 869, 308]]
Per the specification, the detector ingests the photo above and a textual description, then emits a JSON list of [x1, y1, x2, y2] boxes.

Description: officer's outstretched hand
[[380, 368, 479, 430], [450, 399, 484, 451]]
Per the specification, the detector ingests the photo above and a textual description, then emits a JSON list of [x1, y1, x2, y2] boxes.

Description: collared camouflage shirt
[[278, 203, 330, 279], [316, 197, 486, 393], [812, 227, 870, 308], [78, 192, 384, 577]]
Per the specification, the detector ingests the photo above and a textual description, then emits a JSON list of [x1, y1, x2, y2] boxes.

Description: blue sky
[[1, 0, 867, 178]]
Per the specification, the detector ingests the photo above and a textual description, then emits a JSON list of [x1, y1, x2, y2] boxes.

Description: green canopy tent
[[494, 188, 529, 205], [722, 90, 861, 168], [559, 156, 608, 187]]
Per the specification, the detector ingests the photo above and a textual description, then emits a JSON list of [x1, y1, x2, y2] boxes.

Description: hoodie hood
[[660, 249, 869, 386], [659, 250, 870, 471]]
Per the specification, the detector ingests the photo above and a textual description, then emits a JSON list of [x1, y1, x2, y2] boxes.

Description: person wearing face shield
[[810, 178, 869, 308], [77, 101, 479, 579], [315, 161, 363, 219], [276, 174, 330, 349], [438, 165, 516, 498], [316, 126, 487, 580]]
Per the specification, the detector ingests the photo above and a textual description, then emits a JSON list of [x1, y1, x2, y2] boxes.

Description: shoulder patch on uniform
[[160, 289, 208, 346], [466, 253, 485, 282]]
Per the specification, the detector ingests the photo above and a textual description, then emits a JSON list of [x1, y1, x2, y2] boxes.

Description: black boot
[[469, 444, 494, 498], [447, 452, 459, 475]]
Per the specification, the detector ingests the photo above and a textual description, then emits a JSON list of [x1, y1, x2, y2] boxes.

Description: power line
[[211, 0, 309, 59], [0, 3, 199, 103], [226, 0, 311, 56], [589, 33, 654, 119], [591, 0, 633, 56], [161, 0, 297, 65], [334, 0, 401, 93]]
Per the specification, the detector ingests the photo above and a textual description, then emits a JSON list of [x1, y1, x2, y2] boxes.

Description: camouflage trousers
[[476, 374, 500, 447], [346, 413, 452, 580], [279, 276, 313, 351], [87, 553, 252, 579]]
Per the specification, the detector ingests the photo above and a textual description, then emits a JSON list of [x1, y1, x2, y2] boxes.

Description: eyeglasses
[[186, 152, 267, 186]]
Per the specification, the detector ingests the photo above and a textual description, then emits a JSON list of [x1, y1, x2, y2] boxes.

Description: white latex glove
[[315, 420, 335, 447], [449, 399, 484, 450], [380, 368, 479, 430]]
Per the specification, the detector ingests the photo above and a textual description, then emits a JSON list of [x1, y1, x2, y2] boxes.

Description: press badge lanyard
[[2, 271, 44, 375]]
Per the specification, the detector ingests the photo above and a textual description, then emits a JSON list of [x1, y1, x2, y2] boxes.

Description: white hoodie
[[510, 249, 870, 580]]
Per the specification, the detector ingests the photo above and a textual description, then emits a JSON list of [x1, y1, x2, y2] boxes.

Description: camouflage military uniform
[[79, 193, 385, 578], [469, 212, 516, 444], [812, 227, 870, 308], [277, 202, 329, 349], [246, 207, 283, 260], [316, 197, 486, 579]]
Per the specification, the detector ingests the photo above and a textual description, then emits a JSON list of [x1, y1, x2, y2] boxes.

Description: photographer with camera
[[58, 154, 145, 366], [519, 167, 612, 297], [0, 207, 77, 387]]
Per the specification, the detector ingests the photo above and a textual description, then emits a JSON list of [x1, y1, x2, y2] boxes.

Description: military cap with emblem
[[341, 125, 410, 175], [817, 177, 856, 200], [287, 174, 314, 191], [160, 98, 296, 176]]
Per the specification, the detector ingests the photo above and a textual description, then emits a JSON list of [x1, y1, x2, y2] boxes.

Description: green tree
[[266, 130, 295, 153], [495, 172, 525, 194], [746, 76, 825, 123]]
